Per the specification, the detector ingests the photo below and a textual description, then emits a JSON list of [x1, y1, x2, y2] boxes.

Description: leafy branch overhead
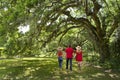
[[0, 0, 120, 62]]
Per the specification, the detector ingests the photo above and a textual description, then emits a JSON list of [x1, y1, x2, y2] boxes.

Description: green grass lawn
[[0, 57, 120, 80]]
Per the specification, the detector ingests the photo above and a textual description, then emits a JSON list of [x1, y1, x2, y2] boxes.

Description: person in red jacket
[[65, 45, 74, 71], [75, 46, 83, 70], [57, 47, 63, 69]]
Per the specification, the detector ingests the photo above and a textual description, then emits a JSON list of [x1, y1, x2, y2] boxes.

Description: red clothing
[[65, 47, 74, 58], [75, 50, 83, 61], [57, 51, 63, 57]]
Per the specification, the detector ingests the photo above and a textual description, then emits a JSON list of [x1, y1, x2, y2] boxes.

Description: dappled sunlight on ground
[[0, 57, 119, 80]]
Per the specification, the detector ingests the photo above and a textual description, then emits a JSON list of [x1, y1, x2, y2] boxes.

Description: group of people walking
[[57, 45, 83, 71]]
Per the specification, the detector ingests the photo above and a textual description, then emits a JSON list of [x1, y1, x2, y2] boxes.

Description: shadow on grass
[[0, 57, 120, 80]]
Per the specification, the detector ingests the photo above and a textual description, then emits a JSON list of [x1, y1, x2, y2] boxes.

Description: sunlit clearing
[[18, 25, 30, 33], [0, 67, 6, 69], [4, 7, 8, 11], [92, 73, 105, 77], [24, 69, 31, 76]]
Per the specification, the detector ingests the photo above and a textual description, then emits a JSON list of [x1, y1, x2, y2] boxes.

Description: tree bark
[[95, 37, 110, 63]]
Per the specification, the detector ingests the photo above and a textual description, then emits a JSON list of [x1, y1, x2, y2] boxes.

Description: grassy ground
[[0, 57, 120, 80]]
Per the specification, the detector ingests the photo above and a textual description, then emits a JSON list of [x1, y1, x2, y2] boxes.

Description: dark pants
[[66, 58, 72, 71], [58, 57, 63, 68]]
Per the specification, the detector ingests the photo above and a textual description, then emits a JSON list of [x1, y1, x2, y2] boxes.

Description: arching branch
[[58, 25, 83, 44], [62, 10, 101, 41]]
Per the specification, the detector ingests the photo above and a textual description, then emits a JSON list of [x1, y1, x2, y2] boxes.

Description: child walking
[[57, 47, 63, 69], [75, 46, 83, 70]]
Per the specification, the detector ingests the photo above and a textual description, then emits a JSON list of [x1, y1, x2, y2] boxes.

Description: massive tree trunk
[[84, 0, 110, 63], [84, 22, 110, 63], [95, 38, 110, 63]]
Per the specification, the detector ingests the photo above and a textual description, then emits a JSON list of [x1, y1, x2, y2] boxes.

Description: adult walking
[[75, 46, 83, 70], [65, 45, 74, 71]]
